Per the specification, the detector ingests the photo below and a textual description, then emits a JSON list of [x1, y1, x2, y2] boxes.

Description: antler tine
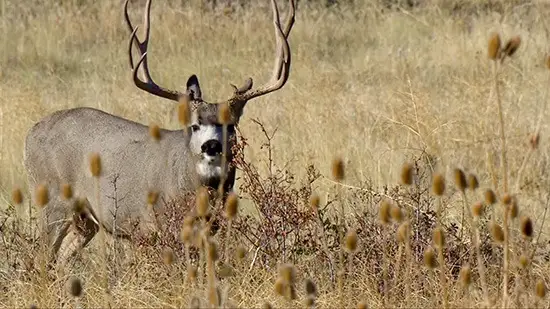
[[233, 0, 294, 103], [125, 0, 183, 102]]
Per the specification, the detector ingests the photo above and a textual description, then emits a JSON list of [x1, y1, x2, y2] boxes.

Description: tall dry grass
[[1, 0, 550, 308]]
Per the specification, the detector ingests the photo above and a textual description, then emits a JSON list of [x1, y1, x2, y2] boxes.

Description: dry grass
[[1, 0, 550, 308]]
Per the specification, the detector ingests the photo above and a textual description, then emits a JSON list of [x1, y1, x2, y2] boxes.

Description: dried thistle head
[[423, 248, 437, 269], [331, 157, 345, 181], [344, 229, 358, 253], [357, 302, 367, 309], [520, 216, 533, 238], [396, 222, 410, 243], [61, 183, 73, 200], [218, 102, 231, 125], [530, 133, 540, 150], [149, 123, 161, 141], [35, 184, 49, 207], [279, 264, 296, 284], [162, 248, 175, 265], [180, 225, 193, 244], [432, 173, 445, 196], [502, 194, 512, 205], [89, 152, 101, 177], [12, 187, 23, 205], [400, 163, 413, 185], [195, 186, 210, 217], [453, 168, 467, 192], [224, 192, 239, 219], [379, 199, 391, 224], [207, 241, 219, 262], [467, 174, 479, 191], [274, 277, 287, 297], [518, 254, 529, 269], [484, 189, 497, 205], [459, 265, 472, 287], [390, 205, 403, 222], [187, 265, 198, 283], [490, 222, 504, 243], [147, 190, 159, 205], [488, 32, 501, 60], [536, 279, 546, 298], [509, 198, 518, 219], [502, 36, 521, 58], [472, 202, 484, 218], [310, 195, 320, 212], [546, 55, 550, 71], [236, 246, 247, 261], [432, 227, 445, 248], [262, 303, 274, 309], [305, 278, 317, 297], [68, 277, 83, 298], [178, 95, 191, 127]]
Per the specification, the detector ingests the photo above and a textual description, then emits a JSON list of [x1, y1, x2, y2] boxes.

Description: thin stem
[[493, 61, 508, 194]]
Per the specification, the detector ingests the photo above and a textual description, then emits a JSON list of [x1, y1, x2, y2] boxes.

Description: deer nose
[[201, 139, 223, 156]]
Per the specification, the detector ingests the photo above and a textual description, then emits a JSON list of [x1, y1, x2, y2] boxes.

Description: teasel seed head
[[61, 183, 73, 200], [488, 32, 501, 60], [432, 173, 445, 196], [344, 229, 358, 253], [147, 190, 159, 205], [490, 222, 505, 243], [305, 278, 317, 297], [379, 199, 391, 224], [196, 186, 210, 217], [502, 193, 512, 205], [530, 133, 540, 150], [400, 163, 413, 185], [149, 123, 161, 141], [180, 225, 193, 244], [357, 302, 367, 309], [454, 168, 467, 192], [520, 216, 533, 238], [502, 35, 521, 58], [509, 198, 518, 219], [178, 95, 191, 127], [518, 254, 529, 269], [310, 195, 320, 212], [472, 202, 484, 218], [279, 264, 296, 284], [433, 227, 445, 248], [467, 174, 479, 191], [224, 192, 239, 219], [459, 265, 472, 287], [68, 277, 83, 298], [89, 152, 101, 177], [535, 279, 546, 298], [331, 157, 345, 181], [424, 247, 437, 269], [546, 55, 550, 71], [484, 189, 497, 205], [274, 277, 286, 297], [390, 205, 403, 222], [207, 241, 219, 262], [218, 102, 231, 125], [162, 248, 175, 265], [12, 187, 23, 205], [396, 222, 410, 243], [236, 246, 247, 261], [35, 184, 49, 208]]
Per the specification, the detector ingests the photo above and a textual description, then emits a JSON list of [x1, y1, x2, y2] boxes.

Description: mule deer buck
[[23, 0, 295, 266]]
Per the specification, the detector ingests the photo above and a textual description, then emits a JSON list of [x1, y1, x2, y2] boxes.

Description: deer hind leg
[[56, 200, 99, 266]]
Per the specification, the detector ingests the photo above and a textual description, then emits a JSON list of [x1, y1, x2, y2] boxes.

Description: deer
[[23, 0, 295, 266]]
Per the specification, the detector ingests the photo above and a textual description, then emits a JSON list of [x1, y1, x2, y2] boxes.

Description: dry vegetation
[[2, 0, 550, 307]]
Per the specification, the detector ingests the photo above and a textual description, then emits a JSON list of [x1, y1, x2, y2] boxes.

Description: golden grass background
[[1, 0, 550, 307]]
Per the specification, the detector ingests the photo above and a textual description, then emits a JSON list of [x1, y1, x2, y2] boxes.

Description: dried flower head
[[454, 168, 467, 192], [61, 183, 73, 200], [310, 195, 320, 212], [502, 194, 512, 205], [520, 216, 533, 238], [390, 205, 403, 222], [472, 202, 484, 217], [490, 222, 504, 243], [12, 187, 23, 205], [305, 278, 317, 297], [488, 32, 501, 60], [196, 186, 210, 217], [509, 198, 518, 219], [147, 190, 159, 205], [400, 163, 413, 185], [459, 265, 472, 287], [379, 199, 391, 224], [236, 246, 247, 261], [396, 222, 410, 243], [484, 189, 497, 205], [546, 55, 550, 71], [530, 133, 540, 150], [218, 102, 231, 125], [68, 277, 83, 297], [162, 248, 175, 265], [344, 229, 358, 253], [536, 279, 546, 298], [274, 277, 287, 296], [207, 241, 219, 262], [224, 192, 239, 219], [518, 254, 529, 269], [432, 173, 445, 196], [424, 248, 437, 269], [357, 302, 367, 309], [178, 95, 191, 127], [467, 174, 479, 191], [331, 158, 345, 181], [149, 123, 161, 141], [35, 184, 49, 207], [279, 264, 296, 284], [433, 227, 445, 248], [502, 36, 521, 58], [89, 153, 101, 177]]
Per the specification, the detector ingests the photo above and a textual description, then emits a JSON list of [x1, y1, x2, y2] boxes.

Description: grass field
[[1, 0, 550, 307]]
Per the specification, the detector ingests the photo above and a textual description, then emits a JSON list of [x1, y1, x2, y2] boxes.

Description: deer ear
[[186, 75, 202, 100]]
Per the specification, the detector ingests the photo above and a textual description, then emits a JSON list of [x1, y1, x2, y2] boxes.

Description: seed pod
[[467, 174, 479, 191], [502, 36, 521, 58], [454, 168, 467, 192], [484, 189, 497, 205], [196, 187, 210, 217], [68, 277, 83, 297], [89, 152, 101, 177], [379, 199, 391, 224], [535, 279, 546, 298], [518, 254, 529, 269], [62, 183, 73, 200], [162, 248, 175, 265], [400, 163, 413, 185], [459, 265, 471, 287], [520, 216, 533, 238], [224, 192, 239, 219], [488, 32, 501, 60], [149, 123, 161, 141], [390, 205, 403, 222], [472, 202, 483, 217], [344, 229, 358, 253], [432, 173, 445, 196], [12, 187, 23, 205], [35, 184, 49, 207], [218, 102, 231, 125], [305, 278, 317, 296], [331, 158, 345, 181], [490, 222, 504, 243], [424, 248, 437, 269]]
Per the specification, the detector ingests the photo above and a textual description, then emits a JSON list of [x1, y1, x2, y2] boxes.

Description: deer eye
[[191, 125, 200, 132]]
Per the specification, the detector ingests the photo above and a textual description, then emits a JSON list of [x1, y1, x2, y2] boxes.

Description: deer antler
[[124, 0, 183, 101]]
